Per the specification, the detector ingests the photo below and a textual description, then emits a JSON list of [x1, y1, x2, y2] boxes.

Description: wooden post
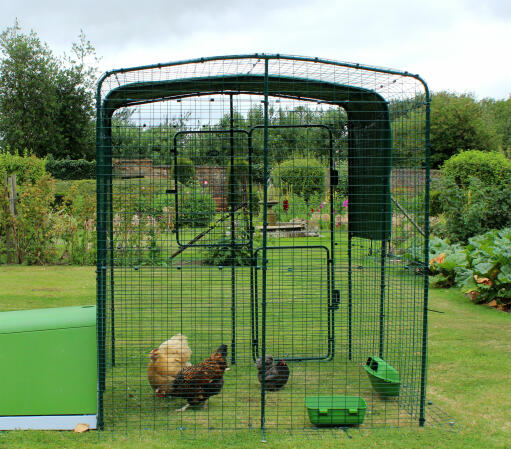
[[5, 174, 17, 264]]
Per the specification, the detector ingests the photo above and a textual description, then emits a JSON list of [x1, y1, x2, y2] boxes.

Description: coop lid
[[0, 305, 96, 334]]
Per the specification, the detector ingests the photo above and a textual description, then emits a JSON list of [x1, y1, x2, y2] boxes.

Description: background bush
[[174, 157, 195, 185], [441, 150, 511, 188], [45, 157, 96, 180], [438, 150, 511, 242], [271, 157, 325, 202], [429, 229, 511, 305], [0, 150, 46, 184], [177, 183, 216, 228], [334, 159, 348, 197], [227, 158, 260, 215]]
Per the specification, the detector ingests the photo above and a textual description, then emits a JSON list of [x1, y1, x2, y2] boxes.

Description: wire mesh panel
[[96, 54, 429, 435]]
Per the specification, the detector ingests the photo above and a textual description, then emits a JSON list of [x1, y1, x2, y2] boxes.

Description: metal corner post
[[95, 93, 107, 430], [260, 55, 269, 439], [419, 89, 431, 427]]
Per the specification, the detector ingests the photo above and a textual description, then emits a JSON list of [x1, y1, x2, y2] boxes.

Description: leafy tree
[[480, 95, 511, 155], [54, 31, 98, 160], [429, 92, 499, 168], [0, 22, 97, 159], [0, 22, 59, 157], [391, 92, 501, 168]]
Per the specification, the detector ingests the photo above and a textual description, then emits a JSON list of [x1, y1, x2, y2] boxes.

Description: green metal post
[[328, 133, 335, 359], [419, 91, 432, 427], [260, 56, 269, 439], [107, 122, 115, 368], [348, 233, 353, 360], [248, 133, 258, 362], [379, 239, 387, 358], [95, 94, 107, 430], [229, 94, 237, 365]]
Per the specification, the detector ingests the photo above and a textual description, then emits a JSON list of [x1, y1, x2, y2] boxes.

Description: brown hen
[[169, 344, 228, 411]]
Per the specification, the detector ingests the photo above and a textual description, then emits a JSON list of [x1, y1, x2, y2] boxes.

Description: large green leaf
[[440, 251, 469, 271], [473, 262, 496, 277], [497, 265, 511, 284]]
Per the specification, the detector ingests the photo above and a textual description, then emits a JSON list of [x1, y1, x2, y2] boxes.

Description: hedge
[[46, 158, 96, 180]]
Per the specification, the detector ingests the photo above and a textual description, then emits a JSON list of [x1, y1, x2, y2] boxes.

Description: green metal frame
[[96, 54, 431, 432]]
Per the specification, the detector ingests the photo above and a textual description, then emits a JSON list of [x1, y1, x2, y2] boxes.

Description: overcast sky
[[1, 0, 510, 99]]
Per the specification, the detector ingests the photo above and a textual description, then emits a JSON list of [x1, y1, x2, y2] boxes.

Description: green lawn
[[0, 266, 510, 448]]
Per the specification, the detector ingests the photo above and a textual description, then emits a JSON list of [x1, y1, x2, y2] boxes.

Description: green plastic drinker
[[364, 356, 400, 397]]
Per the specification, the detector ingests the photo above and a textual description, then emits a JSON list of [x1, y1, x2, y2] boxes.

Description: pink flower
[[203, 180, 208, 185], [320, 203, 324, 209], [343, 199, 349, 208]]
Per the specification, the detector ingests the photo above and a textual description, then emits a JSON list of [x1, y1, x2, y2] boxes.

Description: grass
[[0, 266, 509, 447]]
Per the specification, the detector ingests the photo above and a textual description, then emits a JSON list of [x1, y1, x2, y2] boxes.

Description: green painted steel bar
[[229, 94, 237, 365], [95, 88, 107, 430], [328, 130, 336, 360], [101, 53, 428, 86], [420, 92, 432, 427], [379, 240, 387, 358], [260, 56, 269, 437], [248, 131, 258, 363], [108, 169, 115, 368], [347, 233, 353, 360]]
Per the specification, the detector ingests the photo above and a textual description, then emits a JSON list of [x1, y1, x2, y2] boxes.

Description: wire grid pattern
[[96, 54, 429, 434]]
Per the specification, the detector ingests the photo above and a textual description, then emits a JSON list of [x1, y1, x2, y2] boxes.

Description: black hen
[[256, 355, 290, 391], [170, 344, 228, 411]]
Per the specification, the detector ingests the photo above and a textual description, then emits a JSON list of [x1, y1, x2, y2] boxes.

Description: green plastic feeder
[[364, 356, 400, 397], [305, 396, 367, 426]]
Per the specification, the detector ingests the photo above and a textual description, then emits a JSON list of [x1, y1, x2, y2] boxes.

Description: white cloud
[[1, 0, 510, 98]]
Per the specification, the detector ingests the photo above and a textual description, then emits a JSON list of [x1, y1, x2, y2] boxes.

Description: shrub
[[428, 229, 511, 305], [56, 181, 96, 265], [174, 157, 195, 185], [440, 177, 511, 243], [441, 150, 511, 188], [427, 237, 468, 287], [45, 157, 96, 180], [202, 227, 256, 267], [438, 150, 511, 242], [457, 228, 511, 304], [271, 157, 325, 202], [0, 174, 57, 264], [227, 158, 260, 215], [272, 194, 310, 222], [202, 239, 252, 267], [0, 150, 46, 184], [429, 189, 443, 216], [334, 159, 348, 197], [112, 214, 164, 267], [177, 183, 216, 228]]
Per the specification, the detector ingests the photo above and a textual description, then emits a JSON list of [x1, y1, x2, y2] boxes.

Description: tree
[[0, 21, 59, 157], [0, 22, 97, 159], [429, 92, 499, 168], [480, 95, 511, 155], [54, 31, 98, 160], [391, 92, 502, 168]]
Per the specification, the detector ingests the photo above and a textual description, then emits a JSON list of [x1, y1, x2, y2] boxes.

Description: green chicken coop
[[0, 306, 97, 430]]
